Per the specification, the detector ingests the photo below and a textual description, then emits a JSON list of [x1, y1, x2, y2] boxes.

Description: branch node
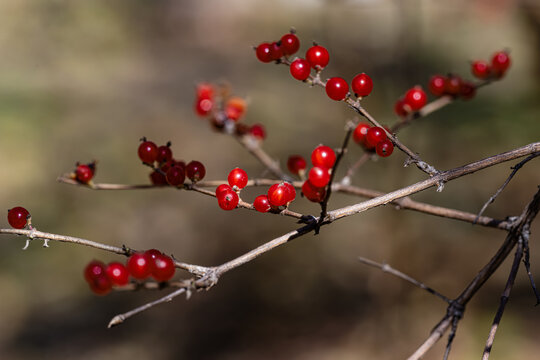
[[107, 315, 125, 329]]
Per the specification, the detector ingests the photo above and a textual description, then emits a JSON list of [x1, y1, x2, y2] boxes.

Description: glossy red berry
[[152, 253, 175, 282], [216, 184, 231, 197], [444, 76, 462, 96], [7, 206, 29, 229], [287, 155, 307, 175], [308, 166, 330, 188], [106, 262, 130, 286], [459, 81, 477, 100], [75, 163, 94, 183], [85, 260, 112, 295], [270, 42, 283, 61], [471, 60, 491, 79], [404, 87, 427, 111], [353, 122, 371, 145], [365, 127, 387, 149], [253, 195, 271, 213], [138, 140, 158, 164], [305, 45, 329, 70], [195, 98, 213, 116], [376, 139, 394, 157], [217, 188, 239, 211], [255, 43, 273, 63], [84, 260, 106, 283], [290, 58, 311, 81], [325, 77, 349, 101], [228, 168, 249, 189], [249, 124, 266, 140], [351, 73, 373, 97], [394, 97, 410, 117], [150, 170, 167, 186], [311, 145, 336, 169], [166, 165, 186, 186], [491, 51, 511, 77], [302, 180, 326, 203], [127, 252, 152, 280], [156, 144, 173, 163], [428, 75, 447, 97], [280, 33, 300, 55], [282, 182, 296, 203], [186, 161, 206, 182], [267, 183, 291, 207]]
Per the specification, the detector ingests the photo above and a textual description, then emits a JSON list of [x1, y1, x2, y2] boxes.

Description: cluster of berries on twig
[[352, 123, 394, 157]]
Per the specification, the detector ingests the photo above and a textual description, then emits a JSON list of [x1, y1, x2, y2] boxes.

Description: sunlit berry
[[228, 168, 249, 189], [311, 145, 336, 169], [253, 195, 271, 213], [302, 180, 326, 203], [351, 73, 373, 97], [290, 58, 311, 81], [305, 45, 329, 70], [353, 122, 371, 146], [325, 77, 349, 101], [308, 166, 330, 188], [404, 87, 427, 111], [217, 187, 239, 210]]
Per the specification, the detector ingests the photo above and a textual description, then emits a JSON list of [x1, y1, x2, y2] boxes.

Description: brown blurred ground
[[0, 0, 539, 359]]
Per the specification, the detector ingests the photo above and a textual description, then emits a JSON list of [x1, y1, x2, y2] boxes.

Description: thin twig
[[520, 224, 540, 305], [236, 134, 291, 181]]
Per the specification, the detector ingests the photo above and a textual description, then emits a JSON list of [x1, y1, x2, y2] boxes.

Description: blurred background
[[0, 0, 539, 359]]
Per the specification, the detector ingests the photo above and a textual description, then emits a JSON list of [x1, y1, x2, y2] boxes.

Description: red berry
[[302, 180, 326, 203], [150, 170, 167, 186], [444, 76, 462, 96], [459, 81, 477, 100], [353, 122, 371, 145], [7, 206, 29, 229], [84, 260, 112, 295], [84, 260, 107, 283], [267, 183, 291, 207], [404, 86, 427, 111], [89, 275, 112, 295], [138, 140, 158, 164], [156, 144, 173, 163], [253, 195, 271, 213], [376, 139, 394, 157], [282, 182, 296, 203], [106, 262, 130, 286], [365, 126, 387, 149], [166, 165, 186, 186], [280, 33, 300, 55], [351, 73, 373, 97], [225, 97, 247, 121], [255, 43, 273, 63], [186, 161, 206, 182], [305, 45, 329, 70], [249, 124, 266, 140], [195, 98, 213, 116], [152, 254, 176, 282], [311, 145, 336, 168], [145, 249, 162, 261], [325, 77, 349, 101], [287, 155, 307, 175], [216, 184, 231, 197], [228, 168, 249, 189], [289, 58, 311, 81], [127, 253, 152, 280], [394, 97, 410, 117], [196, 83, 214, 99], [308, 166, 331, 188], [217, 188, 239, 210], [428, 75, 447, 97], [75, 163, 94, 183], [270, 42, 283, 61], [491, 51, 511, 77], [471, 60, 491, 79]]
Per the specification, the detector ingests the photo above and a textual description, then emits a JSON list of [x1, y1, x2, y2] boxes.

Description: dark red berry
[[376, 139, 394, 157], [89, 274, 112, 295], [491, 51, 511, 77], [280, 33, 300, 55], [157, 144, 173, 163], [302, 180, 326, 203], [289, 58, 311, 81], [150, 170, 167, 186], [353, 122, 371, 145], [305, 45, 329, 70], [428, 75, 447, 97], [253, 195, 271, 213], [217, 188, 239, 210], [308, 166, 330, 188], [255, 43, 273, 63], [84, 260, 107, 283], [166, 165, 186, 186], [228, 168, 249, 189], [394, 97, 410, 117], [404, 86, 428, 111], [249, 124, 266, 140], [7, 206, 29, 229], [138, 140, 158, 164], [127, 253, 152, 280], [145, 249, 162, 261], [471, 60, 491, 79], [186, 161, 206, 182], [194, 98, 213, 116], [267, 183, 291, 207], [84, 260, 112, 295], [287, 155, 307, 175], [459, 81, 477, 100], [351, 73, 373, 97], [325, 77, 349, 101], [444, 76, 462, 96], [270, 42, 283, 61], [75, 164, 94, 183], [311, 145, 336, 169], [152, 254, 175, 282], [106, 262, 130, 286], [365, 127, 387, 149]]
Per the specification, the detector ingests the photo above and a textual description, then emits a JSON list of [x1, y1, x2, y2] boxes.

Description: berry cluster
[[137, 138, 206, 186], [427, 74, 477, 101], [352, 123, 394, 157], [7, 206, 30, 229], [295, 145, 336, 203], [71, 161, 96, 184], [194, 83, 266, 141], [255, 31, 373, 102], [471, 50, 511, 79], [84, 249, 176, 295]]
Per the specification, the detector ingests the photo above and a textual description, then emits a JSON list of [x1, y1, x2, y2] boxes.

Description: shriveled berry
[[365, 127, 387, 149], [444, 76, 462, 96], [228, 168, 249, 189], [217, 188, 239, 210], [308, 166, 330, 188], [152, 254, 175, 282], [311, 145, 336, 169], [287, 155, 307, 175], [459, 81, 476, 100], [7, 206, 29, 229], [106, 262, 130, 286], [353, 122, 371, 146], [306, 45, 329, 70], [491, 51, 511, 77], [249, 124, 266, 140], [186, 161, 206, 182], [428, 75, 446, 97], [471, 60, 491, 79], [166, 165, 186, 186], [351, 73, 373, 97], [404, 86, 427, 111], [255, 43, 273, 63], [325, 77, 349, 101], [127, 252, 152, 280], [290, 58, 311, 81], [138, 140, 158, 164], [253, 195, 271, 213], [302, 180, 326, 203], [280, 33, 300, 55], [376, 139, 394, 157]]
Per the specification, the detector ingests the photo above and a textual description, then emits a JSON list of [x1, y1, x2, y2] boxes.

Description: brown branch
[[236, 134, 291, 181]]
